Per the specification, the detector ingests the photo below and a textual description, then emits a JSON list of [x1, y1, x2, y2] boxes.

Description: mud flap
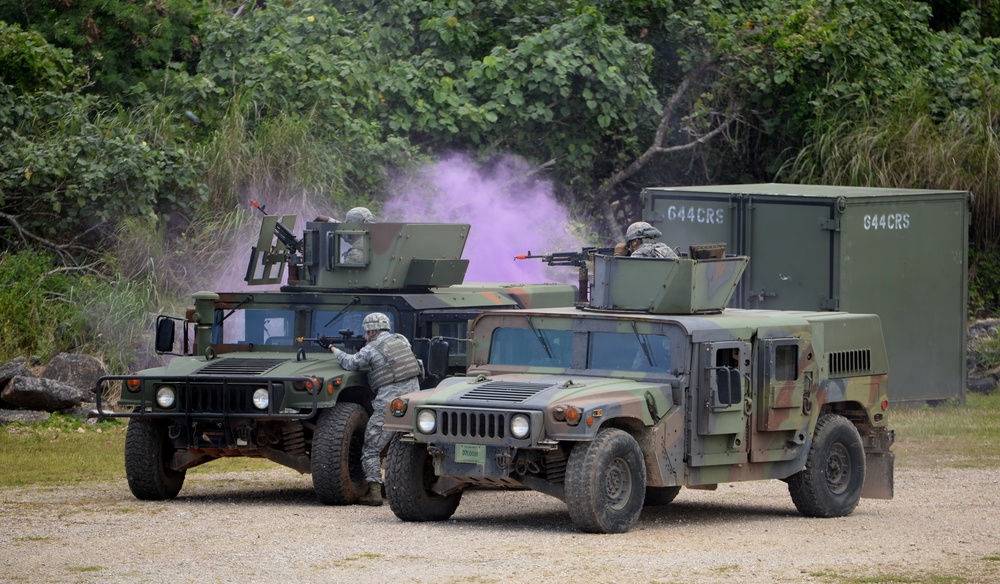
[[861, 451, 894, 499]]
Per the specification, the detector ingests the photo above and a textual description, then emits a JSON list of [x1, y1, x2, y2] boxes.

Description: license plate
[[454, 443, 486, 465]]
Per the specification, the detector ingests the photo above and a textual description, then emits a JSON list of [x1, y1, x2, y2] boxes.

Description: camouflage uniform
[[334, 330, 421, 484], [625, 221, 678, 259], [342, 207, 375, 265], [631, 242, 678, 259]]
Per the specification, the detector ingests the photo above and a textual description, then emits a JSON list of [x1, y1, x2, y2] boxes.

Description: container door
[[838, 194, 970, 403], [744, 197, 838, 310]]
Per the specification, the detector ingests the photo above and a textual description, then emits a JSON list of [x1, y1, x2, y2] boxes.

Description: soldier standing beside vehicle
[[625, 221, 678, 259], [329, 312, 422, 506]]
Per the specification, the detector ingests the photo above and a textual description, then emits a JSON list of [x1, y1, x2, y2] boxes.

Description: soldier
[[342, 207, 376, 264], [328, 312, 422, 506], [625, 221, 678, 259]]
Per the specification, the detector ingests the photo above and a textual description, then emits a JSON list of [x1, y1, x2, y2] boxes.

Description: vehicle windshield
[[213, 308, 296, 346], [489, 328, 573, 368], [313, 309, 396, 340], [484, 322, 681, 374], [588, 331, 672, 373]]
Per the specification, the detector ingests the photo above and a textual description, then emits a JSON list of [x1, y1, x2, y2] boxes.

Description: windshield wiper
[[219, 295, 254, 324], [631, 321, 655, 367], [323, 296, 361, 328], [525, 316, 554, 360]]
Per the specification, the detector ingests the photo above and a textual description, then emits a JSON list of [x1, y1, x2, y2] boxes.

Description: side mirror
[[427, 337, 450, 379], [155, 317, 176, 354]]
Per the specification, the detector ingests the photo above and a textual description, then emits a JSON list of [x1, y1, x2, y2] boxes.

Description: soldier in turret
[[342, 207, 376, 264], [329, 312, 422, 506], [626, 221, 678, 259]]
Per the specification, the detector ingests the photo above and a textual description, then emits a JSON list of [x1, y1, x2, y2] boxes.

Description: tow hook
[[236, 424, 252, 446]]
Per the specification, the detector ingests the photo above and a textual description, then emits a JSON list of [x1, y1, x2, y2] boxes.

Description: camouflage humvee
[[382, 252, 895, 533], [97, 217, 575, 504]]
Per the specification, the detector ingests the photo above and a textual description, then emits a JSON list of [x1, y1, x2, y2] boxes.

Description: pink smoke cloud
[[383, 154, 588, 283]]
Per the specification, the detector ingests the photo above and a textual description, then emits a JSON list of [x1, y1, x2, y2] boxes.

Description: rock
[[64, 402, 102, 423], [0, 408, 50, 425], [0, 357, 35, 409], [41, 353, 107, 396], [0, 356, 34, 386], [968, 376, 997, 395], [967, 318, 1000, 339], [1, 376, 90, 412]]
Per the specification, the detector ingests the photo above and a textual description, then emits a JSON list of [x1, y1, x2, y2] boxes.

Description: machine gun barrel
[[252, 200, 300, 252], [513, 246, 615, 267], [514, 246, 616, 302]]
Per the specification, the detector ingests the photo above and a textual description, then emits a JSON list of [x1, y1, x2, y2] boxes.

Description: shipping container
[[641, 183, 971, 404]]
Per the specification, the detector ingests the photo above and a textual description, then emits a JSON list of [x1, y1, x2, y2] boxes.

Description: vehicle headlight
[[252, 388, 270, 410], [416, 409, 437, 434], [155, 386, 176, 408], [510, 413, 531, 439]]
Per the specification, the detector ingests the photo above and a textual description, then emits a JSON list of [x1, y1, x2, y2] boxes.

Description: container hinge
[[820, 219, 841, 231], [820, 297, 840, 311]]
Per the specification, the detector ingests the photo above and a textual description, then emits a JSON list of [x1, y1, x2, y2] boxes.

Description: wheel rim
[[825, 443, 852, 495], [604, 456, 633, 510]]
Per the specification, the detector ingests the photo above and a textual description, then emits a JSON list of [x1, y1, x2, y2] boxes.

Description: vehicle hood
[[410, 372, 674, 415]]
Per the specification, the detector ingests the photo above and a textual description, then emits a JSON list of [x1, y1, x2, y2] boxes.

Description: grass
[[1, 393, 998, 489], [891, 391, 1000, 469], [0, 414, 275, 488]]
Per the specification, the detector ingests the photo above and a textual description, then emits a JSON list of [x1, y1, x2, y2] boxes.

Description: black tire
[[312, 403, 369, 505], [788, 414, 866, 518], [124, 418, 185, 501], [385, 438, 462, 521], [565, 428, 647, 533], [644, 485, 681, 507]]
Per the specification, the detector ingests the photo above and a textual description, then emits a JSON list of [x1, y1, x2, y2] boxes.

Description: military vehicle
[[382, 248, 895, 533], [96, 213, 575, 504]]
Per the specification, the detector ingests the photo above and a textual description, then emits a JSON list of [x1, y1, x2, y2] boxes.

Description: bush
[[0, 86, 209, 246], [0, 21, 80, 92], [0, 250, 88, 362]]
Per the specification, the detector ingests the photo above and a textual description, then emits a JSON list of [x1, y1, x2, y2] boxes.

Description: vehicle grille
[[440, 410, 507, 440], [194, 358, 287, 376], [179, 379, 286, 415], [459, 381, 551, 404]]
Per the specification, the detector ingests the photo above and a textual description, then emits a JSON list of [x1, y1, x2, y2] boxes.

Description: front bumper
[[97, 374, 321, 421]]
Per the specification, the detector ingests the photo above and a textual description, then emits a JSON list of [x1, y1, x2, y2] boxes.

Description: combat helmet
[[625, 221, 662, 242], [362, 312, 391, 332], [345, 207, 376, 224]]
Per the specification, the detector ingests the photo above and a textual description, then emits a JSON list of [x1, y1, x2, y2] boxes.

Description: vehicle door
[[688, 340, 751, 467], [750, 337, 816, 463]]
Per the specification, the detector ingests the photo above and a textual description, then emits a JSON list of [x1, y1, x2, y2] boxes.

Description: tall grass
[[203, 93, 361, 213]]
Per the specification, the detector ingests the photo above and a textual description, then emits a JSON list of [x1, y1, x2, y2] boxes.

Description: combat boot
[[358, 482, 383, 506]]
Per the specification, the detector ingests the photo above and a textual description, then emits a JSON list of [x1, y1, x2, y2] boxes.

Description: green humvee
[[383, 252, 895, 533], [97, 217, 574, 504]]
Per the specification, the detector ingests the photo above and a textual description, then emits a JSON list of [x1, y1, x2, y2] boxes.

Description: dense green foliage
[[3, 0, 1000, 369]]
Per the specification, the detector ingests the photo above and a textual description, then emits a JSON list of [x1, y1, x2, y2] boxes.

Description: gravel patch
[[2, 466, 999, 583]]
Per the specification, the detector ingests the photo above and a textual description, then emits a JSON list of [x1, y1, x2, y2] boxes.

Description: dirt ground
[[1, 465, 998, 584]]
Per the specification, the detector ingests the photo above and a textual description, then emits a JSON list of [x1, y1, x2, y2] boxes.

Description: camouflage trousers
[[362, 377, 420, 484]]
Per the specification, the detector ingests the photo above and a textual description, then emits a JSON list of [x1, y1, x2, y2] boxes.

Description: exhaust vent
[[828, 349, 871, 377]]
